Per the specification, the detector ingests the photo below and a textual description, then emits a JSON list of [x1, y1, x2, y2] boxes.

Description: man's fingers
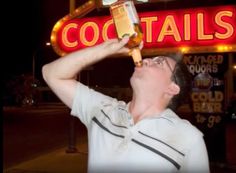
[[101, 36, 132, 55], [120, 36, 129, 45]]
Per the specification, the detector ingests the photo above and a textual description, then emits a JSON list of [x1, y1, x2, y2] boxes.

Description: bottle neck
[[131, 47, 142, 67]]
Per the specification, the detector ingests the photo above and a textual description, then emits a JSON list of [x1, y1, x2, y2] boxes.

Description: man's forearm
[[42, 45, 108, 82], [42, 37, 130, 82]]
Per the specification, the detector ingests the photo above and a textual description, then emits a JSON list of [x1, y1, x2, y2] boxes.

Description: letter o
[[80, 22, 99, 46], [199, 92, 208, 102]]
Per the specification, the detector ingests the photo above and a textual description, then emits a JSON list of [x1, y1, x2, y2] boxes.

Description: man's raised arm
[[42, 37, 130, 108]]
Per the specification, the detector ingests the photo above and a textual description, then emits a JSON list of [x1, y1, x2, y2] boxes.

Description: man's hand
[[101, 36, 130, 55], [100, 36, 144, 57]]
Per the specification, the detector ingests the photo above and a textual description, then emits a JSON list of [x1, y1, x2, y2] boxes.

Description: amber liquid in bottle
[[110, 0, 143, 67]]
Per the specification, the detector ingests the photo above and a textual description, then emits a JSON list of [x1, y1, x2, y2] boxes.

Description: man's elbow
[[42, 64, 51, 84]]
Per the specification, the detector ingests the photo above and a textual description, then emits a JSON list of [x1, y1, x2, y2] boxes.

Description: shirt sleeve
[[180, 134, 210, 173], [70, 82, 114, 127]]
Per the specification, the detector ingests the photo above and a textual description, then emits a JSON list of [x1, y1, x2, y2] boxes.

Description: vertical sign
[[183, 53, 228, 162]]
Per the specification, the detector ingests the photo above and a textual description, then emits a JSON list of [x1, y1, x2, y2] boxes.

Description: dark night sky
[[4, 0, 70, 79]]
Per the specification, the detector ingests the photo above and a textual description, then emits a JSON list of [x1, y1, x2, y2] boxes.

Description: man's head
[[130, 53, 191, 111]]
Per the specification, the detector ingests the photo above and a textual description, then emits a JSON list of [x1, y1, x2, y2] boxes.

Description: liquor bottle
[[110, 0, 143, 67]]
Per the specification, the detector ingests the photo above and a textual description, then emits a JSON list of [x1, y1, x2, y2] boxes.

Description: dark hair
[[167, 53, 192, 111]]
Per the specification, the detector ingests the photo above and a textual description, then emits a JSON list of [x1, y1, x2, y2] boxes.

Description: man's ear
[[166, 83, 180, 96]]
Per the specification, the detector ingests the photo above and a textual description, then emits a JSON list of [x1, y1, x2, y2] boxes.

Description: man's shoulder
[[163, 109, 203, 137], [178, 118, 203, 138]]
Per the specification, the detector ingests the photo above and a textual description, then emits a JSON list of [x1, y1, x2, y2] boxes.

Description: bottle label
[[110, 1, 138, 39], [125, 1, 139, 24]]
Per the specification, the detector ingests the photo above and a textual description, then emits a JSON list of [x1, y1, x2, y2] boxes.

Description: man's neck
[[129, 95, 167, 124]]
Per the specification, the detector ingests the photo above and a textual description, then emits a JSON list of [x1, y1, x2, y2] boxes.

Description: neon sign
[[51, 5, 236, 56]]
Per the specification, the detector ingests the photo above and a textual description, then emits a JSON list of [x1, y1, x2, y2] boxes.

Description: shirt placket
[[119, 120, 137, 152]]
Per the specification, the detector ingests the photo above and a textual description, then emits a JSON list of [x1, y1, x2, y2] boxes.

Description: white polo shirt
[[71, 83, 209, 173]]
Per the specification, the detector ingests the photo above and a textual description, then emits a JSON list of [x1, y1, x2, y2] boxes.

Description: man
[[42, 37, 209, 173]]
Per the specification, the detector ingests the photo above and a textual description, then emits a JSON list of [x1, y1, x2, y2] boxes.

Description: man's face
[[130, 56, 177, 96]]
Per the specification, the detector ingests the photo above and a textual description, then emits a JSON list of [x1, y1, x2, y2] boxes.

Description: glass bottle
[[110, 0, 143, 67]]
